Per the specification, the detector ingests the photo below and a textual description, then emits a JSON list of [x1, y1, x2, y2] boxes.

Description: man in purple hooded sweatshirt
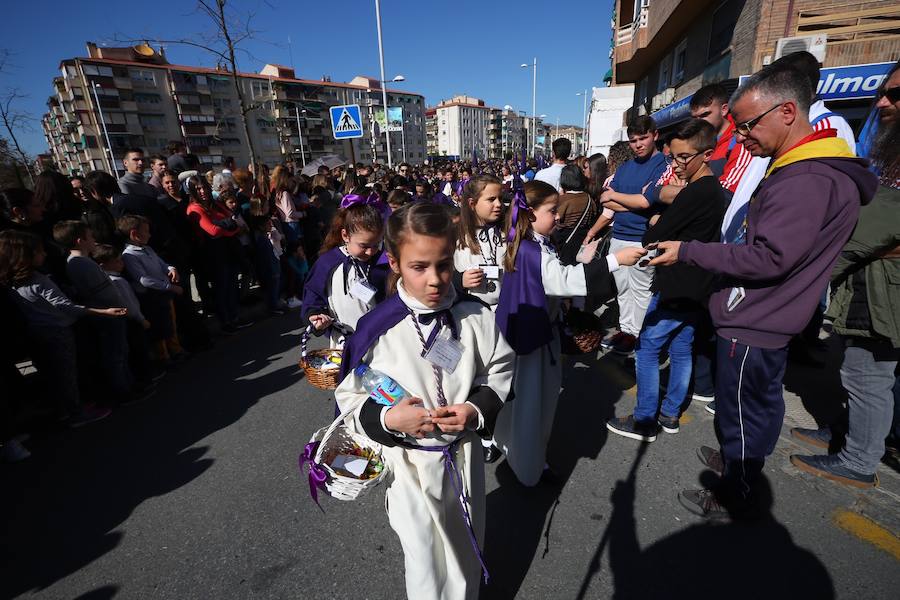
[[650, 64, 878, 520]]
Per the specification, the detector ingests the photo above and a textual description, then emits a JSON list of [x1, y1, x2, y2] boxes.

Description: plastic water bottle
[[355, 364, 409, 407]]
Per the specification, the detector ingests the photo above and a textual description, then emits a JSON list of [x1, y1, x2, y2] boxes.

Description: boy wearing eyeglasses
[[606, 118, 726, 442]]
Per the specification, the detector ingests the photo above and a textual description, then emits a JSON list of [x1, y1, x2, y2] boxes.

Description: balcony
[[114, 77, 133, 90]]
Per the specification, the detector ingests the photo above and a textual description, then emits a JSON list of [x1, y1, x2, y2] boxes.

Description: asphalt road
[[2, 313, 898, 599]]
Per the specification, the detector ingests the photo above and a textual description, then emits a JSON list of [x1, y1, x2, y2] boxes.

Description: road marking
[[832, 509, 900, 561]]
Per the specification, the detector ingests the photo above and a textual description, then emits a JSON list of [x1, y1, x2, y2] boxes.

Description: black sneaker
[[704, 401, 716, 415], [697, 445, 724, 476], [483, 444, 503, 464], [790, 454, 877, 488], [658, 414, 680, 434], [606, 415, 658, 442], [234, 320, 255, 330], [790, 426, 831, 450]]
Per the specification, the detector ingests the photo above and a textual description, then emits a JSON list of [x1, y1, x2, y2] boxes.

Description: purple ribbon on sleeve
[[340, 192, 391, 220], [299, 441, 328, 511], [506, 187, 529, 243]]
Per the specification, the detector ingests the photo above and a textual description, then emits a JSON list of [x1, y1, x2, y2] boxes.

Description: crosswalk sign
[[330, 104, 364, 139]]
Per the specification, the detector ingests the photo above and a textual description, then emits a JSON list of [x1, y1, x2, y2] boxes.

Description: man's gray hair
[[730, 64, 812, 116], [212, 171, 234, 192]]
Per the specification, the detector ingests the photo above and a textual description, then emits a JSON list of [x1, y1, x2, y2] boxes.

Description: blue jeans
[[634, 294, 698, 423]]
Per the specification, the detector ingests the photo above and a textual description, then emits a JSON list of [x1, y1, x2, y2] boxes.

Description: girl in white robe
[[334, 202, 515, 600], [493, 181, 646, 486], [453, 175, 507, 310], [302, 202, 388, 347]]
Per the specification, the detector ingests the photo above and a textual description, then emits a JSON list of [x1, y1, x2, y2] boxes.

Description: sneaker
[[611, 333, 637, 356], [704, 401, 716, 415], [691, 393, 715, 403], [69, 405, 112, 428], [234, 320, 255, 330], [286, 297, 303, 309], [790, 454, 877, 488], [790, 426, 831, 450], [679, 488, 732, 521], [1, 439, 31, 462], [606, 415, 658, 442], [600, 330, 624, 349], [697, 445, 724, 475], [658, 414, 680, 434]]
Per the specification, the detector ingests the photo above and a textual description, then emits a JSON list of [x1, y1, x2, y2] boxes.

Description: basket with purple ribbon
[[299, 398, 387, 504]]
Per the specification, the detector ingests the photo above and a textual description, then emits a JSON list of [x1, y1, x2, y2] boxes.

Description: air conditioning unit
[[663, 87, 675, 105], [775, 34, 827, 63]]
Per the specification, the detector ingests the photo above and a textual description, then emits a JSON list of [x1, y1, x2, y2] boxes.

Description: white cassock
[[453, 225, 507, 309], [335, 282, 514, 600], [493, 233, 619, 486], [325, 247, 379, 347]]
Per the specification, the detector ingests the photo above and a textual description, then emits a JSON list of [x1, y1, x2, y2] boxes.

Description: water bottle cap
[[354, 364, 368, 377]]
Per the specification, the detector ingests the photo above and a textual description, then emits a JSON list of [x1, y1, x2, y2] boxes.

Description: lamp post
[[377, 74, 405, 169], [520, 58, 537, 158], [373, 0, 401, 169], [401, 118, 409, 163], [91, 82, 119, 177], [576, 90, 588, 154], [295, 106, 307, 167]]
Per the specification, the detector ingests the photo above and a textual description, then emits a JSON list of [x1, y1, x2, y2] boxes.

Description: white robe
[[335, 283, 514, 600], [325, 247, 378, 347], [493, 233, 618, 486], [453, 226, 507, 308]]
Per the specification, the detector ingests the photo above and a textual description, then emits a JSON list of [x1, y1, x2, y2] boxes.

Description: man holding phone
[[649, 64, 876, 520]]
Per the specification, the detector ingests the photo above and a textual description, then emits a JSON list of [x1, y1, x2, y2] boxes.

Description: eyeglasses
[[671, 151, 703, 166], [735, 103, 783, 137], [879, 86, 900, 103]]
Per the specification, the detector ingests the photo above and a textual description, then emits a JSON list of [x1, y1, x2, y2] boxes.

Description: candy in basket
[[298, 322, 349, 390]]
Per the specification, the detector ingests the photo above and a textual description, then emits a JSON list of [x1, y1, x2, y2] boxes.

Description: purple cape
[[495, 239, 553, 355], [301, 246, 390, 321]]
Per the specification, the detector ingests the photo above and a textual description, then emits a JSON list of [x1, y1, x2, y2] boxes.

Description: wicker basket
[[302, 398, 387, 502], [561, 307, 604, 354], [298, 324, 345, 390]]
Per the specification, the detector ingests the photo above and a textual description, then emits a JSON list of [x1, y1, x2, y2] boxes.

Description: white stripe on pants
[[609, 237, 655, 336]]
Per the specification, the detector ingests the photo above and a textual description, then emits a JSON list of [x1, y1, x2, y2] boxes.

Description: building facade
[[487, 107, 527, 159], [42, 43, 427, 175], [612, 0, 899, 131], [429, 96, 491, 160]]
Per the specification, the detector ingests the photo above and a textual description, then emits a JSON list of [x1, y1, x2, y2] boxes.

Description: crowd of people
[[1, 50, 898, 599]]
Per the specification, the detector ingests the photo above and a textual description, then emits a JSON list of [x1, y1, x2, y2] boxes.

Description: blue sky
[[2, 0, 615, 156]]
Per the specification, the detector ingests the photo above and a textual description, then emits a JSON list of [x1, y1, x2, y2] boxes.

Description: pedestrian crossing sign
[[330, 104, 364, 139]]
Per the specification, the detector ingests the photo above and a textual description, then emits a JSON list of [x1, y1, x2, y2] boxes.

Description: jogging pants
[[714, 336, 788, 501]]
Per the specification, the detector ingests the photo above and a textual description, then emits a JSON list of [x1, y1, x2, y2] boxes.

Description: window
[[91, 159, 105, 171], [638, 77, 648, 105], [658, 55, 671, 93], [139, 114, 166, 130], [134, 92, 162, 104], [104, 112, 127, 125], [182, 114, 215, 123], [209, 77, 231, 92], [250, 80, 269, 99], [82, 64, 114, 77], [196, 75, 207, 86], [672, 39, 688, 83], [130, 69, 156, 85], [708, 0, 742, 60], [213, 97, 232, 110]]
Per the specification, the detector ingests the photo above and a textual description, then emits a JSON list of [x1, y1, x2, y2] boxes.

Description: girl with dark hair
[[334, 202, 514, 599], [493, 181, 646, 486], [33, 170, 82, 221], [301, 200, 388, 347]]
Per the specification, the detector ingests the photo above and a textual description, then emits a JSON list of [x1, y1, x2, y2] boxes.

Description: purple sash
[[495, 239, 553, 355], [301, 246, 390, 322]]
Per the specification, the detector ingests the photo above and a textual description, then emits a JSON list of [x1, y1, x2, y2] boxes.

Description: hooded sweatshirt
[[678, 131, 878, 349]]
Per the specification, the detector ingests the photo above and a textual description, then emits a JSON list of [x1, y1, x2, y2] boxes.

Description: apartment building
[[42, 43, 427, 175], [487, 107, 527, 160], [430, 96, 491, 160], [611, 0, 899, 132]]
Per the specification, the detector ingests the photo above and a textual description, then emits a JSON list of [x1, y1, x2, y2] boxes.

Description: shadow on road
[[481, 351, 633, 599], [0, 316, 303, 598]]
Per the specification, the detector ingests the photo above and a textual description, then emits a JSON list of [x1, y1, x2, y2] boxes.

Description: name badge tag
[[480, 265, 500, 280], [423, 331, 464, 373], [350, 280, 377, 303]]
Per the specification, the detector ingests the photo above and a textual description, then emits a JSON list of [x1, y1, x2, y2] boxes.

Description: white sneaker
[[1, 440, 31, 462], [286, 297, 302, 309], [692, 393, 714, 403]]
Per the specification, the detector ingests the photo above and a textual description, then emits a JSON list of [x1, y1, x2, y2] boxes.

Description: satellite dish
[[133, 44, 155, 57]]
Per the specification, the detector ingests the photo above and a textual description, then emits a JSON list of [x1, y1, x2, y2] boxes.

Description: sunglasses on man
[[879, 86, 900, 103]]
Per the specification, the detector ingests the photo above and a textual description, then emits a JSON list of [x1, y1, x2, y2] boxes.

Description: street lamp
[[576, 90, 588, 154], [295, 106, 307, 167], [373, 0, 402, 169], [91, 82, 119, 177], [520, 58, 537, 158]]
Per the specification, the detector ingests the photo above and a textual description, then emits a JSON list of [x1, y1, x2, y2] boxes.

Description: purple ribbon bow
[[340, 193, 391, 220], [299, 441, 328, 511], [506, 187, 528, 243]]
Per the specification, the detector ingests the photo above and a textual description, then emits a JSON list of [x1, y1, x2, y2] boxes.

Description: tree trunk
[[0, 107, 33, 186], [217, 0, 258, 172]]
